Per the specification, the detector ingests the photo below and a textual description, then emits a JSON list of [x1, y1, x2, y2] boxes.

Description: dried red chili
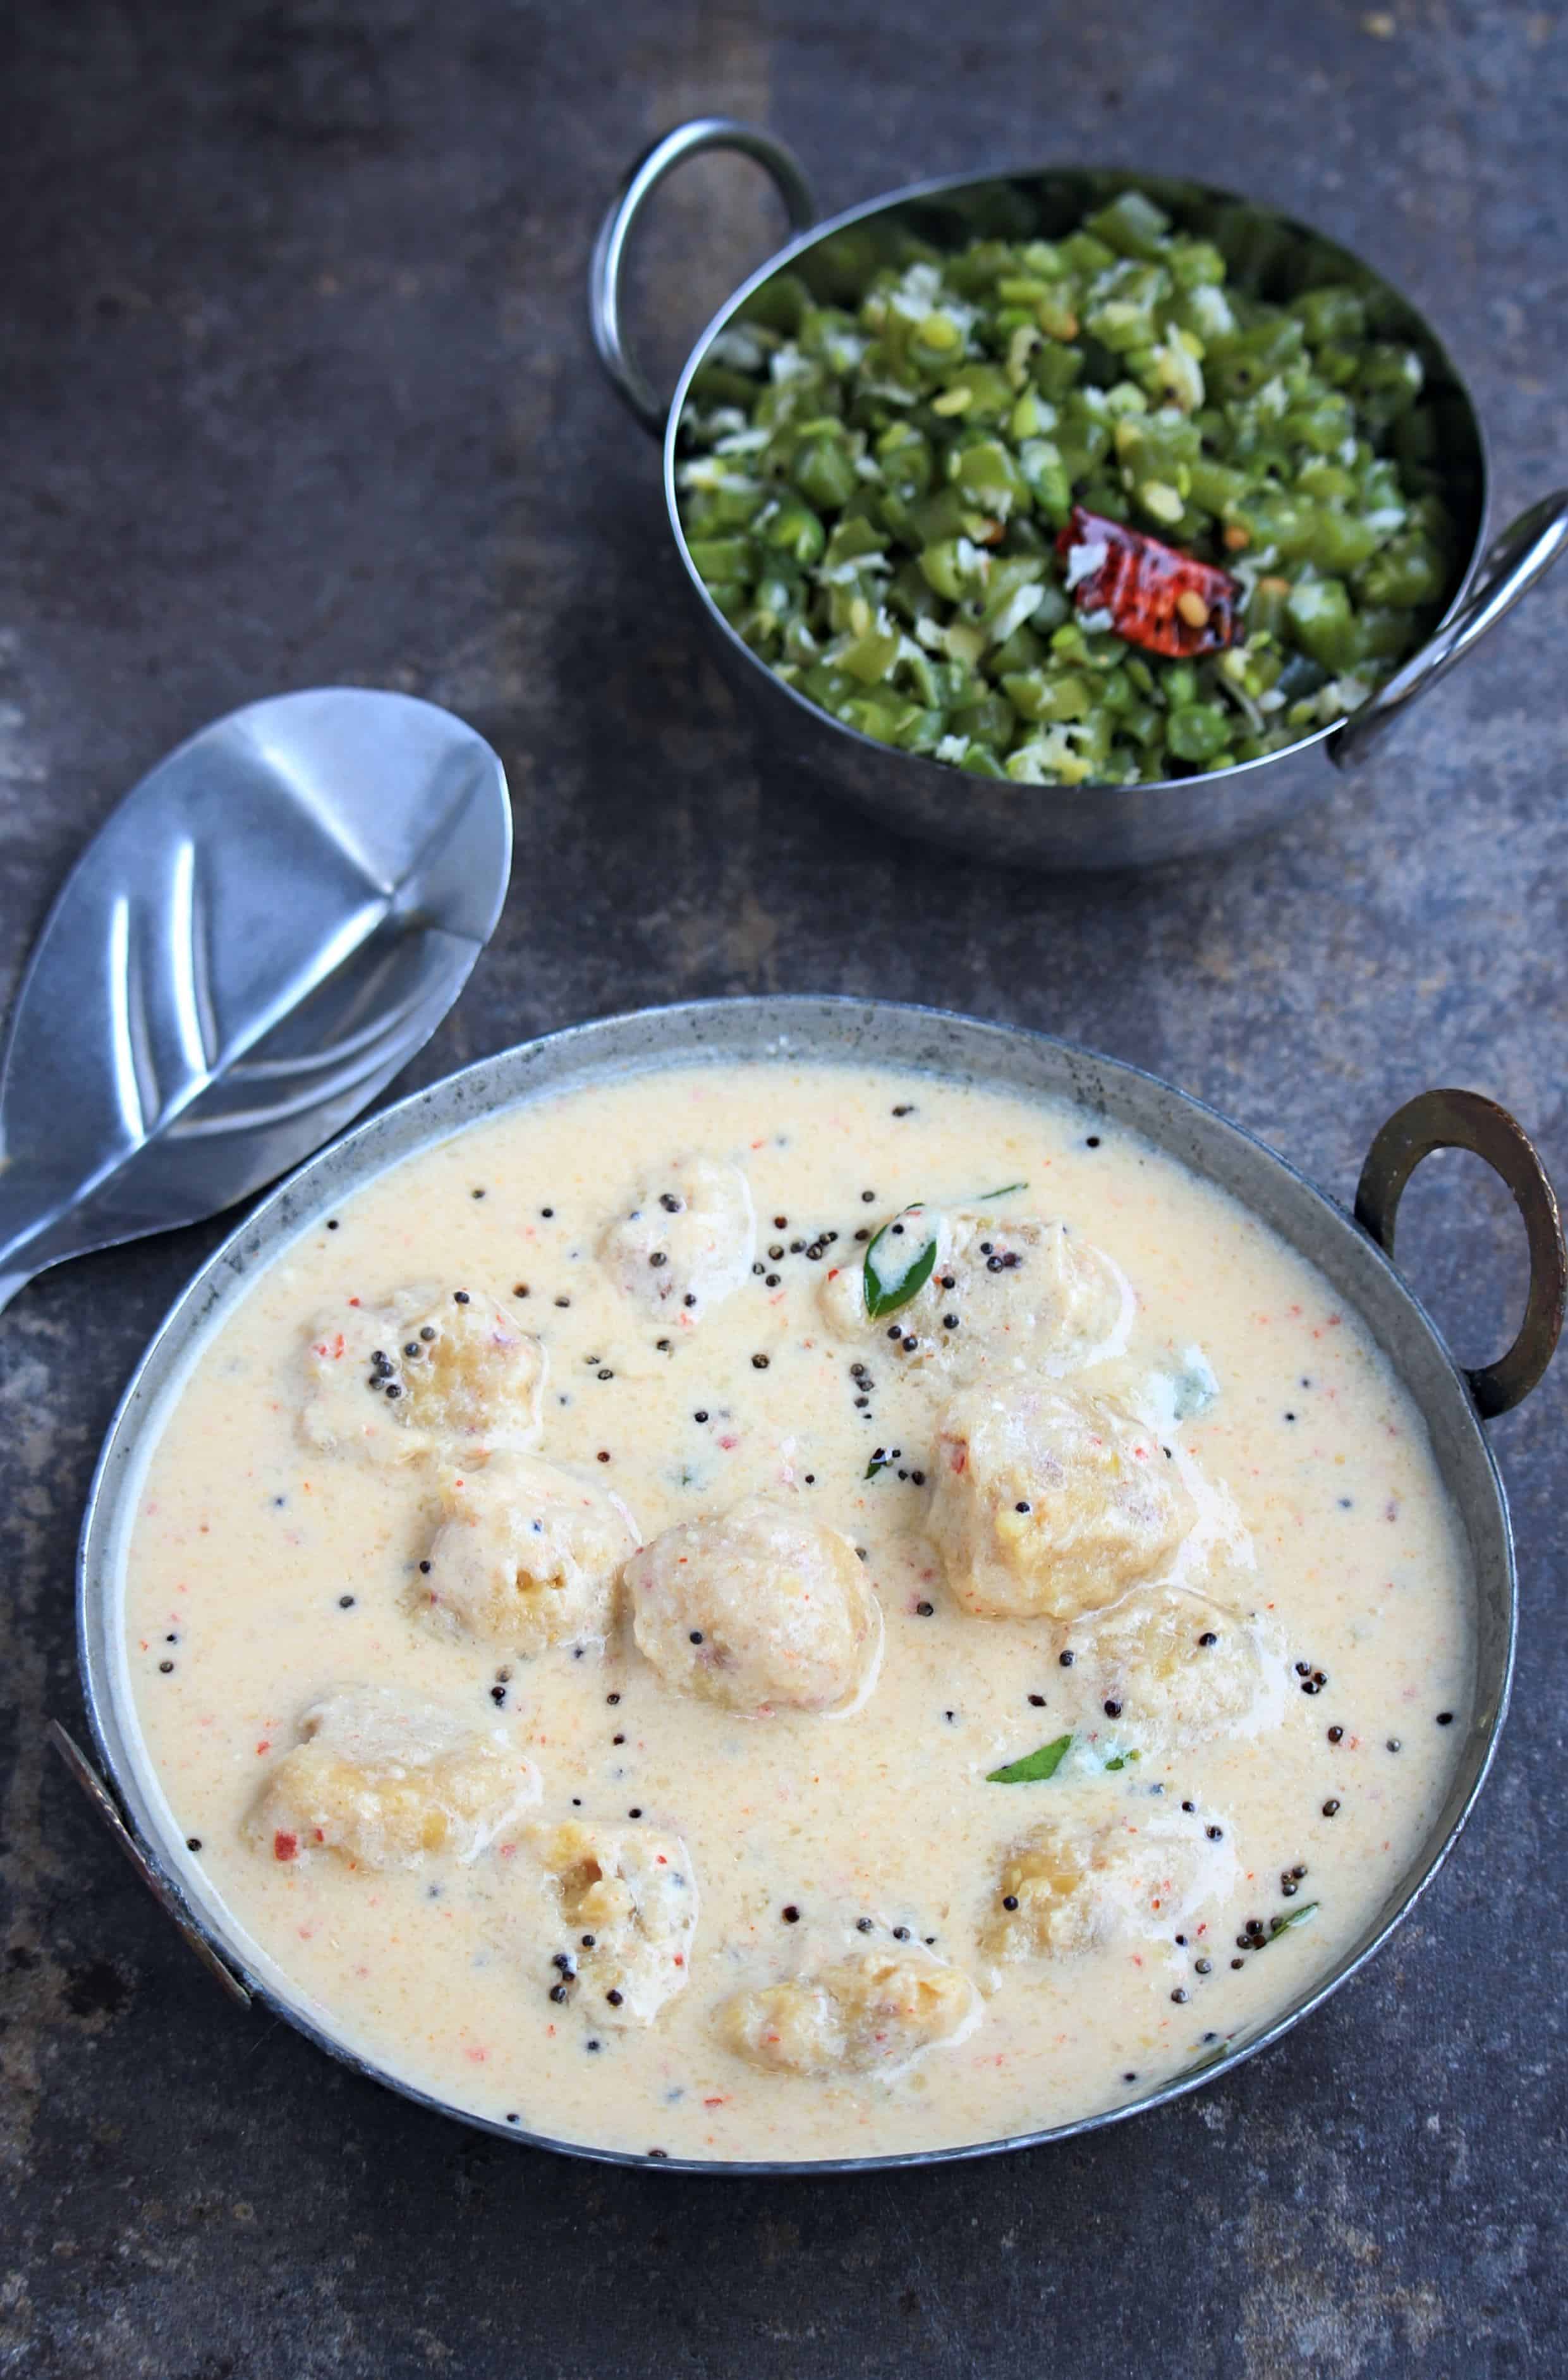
[[1057, 506, 1240, 657]]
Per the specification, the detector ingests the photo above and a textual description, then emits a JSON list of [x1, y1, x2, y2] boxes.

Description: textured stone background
[[3, 2, 1566, 2373]]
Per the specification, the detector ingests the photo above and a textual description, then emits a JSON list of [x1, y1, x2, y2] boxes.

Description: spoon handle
[[0, 1268, 35, 1319]]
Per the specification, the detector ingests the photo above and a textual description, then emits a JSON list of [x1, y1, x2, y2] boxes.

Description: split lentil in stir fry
[[676, 186, 1459, 785]]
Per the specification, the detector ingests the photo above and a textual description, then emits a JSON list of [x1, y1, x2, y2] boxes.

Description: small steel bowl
[[59, 996, 1565, 2173], [591, 121, 1568, 870]]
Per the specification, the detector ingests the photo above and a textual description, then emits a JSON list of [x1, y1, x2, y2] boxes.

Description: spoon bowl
[[0, 687, 512, 1312]]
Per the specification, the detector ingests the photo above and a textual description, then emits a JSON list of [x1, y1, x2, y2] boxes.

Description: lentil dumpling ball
[[983, 1805, 1236, 1963], [625, 1496, 882, 1715], [300, 1284, 546, 1467], [243, 1685, 541, 1870], [526, 1820, 698, 2028], [928, 1382, 1194, 1621], [1071, 1583, 1286, 1753], [414, 1456, 639, 1657], [715, 1950, 978, 2077], [597, 1155, 756, 1324], [820, 1207, 1129, 1380]]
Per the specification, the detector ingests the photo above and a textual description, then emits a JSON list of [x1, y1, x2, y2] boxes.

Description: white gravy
[[121, 1061, 1471, 2161]]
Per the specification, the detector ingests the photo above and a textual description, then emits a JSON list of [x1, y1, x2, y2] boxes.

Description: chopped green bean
[[676, 188, 1460, 787], [1166, 701, 1233, 764]]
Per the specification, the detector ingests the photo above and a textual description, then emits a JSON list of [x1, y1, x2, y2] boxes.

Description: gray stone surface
[[2, 1, 1565, 2372]]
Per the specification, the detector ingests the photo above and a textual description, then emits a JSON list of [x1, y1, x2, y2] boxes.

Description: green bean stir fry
[[676, 188, 1458, 786]]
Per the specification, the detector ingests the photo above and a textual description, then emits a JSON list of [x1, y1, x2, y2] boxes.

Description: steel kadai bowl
[[63, 996, 1564, 2172], [590, 120, 1568, 871]]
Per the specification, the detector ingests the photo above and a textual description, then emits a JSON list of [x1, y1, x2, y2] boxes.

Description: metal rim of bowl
[[658, 161, 1492, 809], [73, 994, 1521, 2175]]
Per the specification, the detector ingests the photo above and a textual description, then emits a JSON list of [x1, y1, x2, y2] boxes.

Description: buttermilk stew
[[123, 1061, 1471, 2161]]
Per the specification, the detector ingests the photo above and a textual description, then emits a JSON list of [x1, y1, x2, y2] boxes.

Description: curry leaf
[[1169, 2036, 1236, 2082], [864, 1206, 939, 1322], [1263, 1901, 1319, 1941], [986, 1733, 1074, 1785], [972, 1180, 1028, 1200]]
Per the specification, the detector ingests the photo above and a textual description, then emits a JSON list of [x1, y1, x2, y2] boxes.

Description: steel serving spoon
[[0, 687, 512, 1314]]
